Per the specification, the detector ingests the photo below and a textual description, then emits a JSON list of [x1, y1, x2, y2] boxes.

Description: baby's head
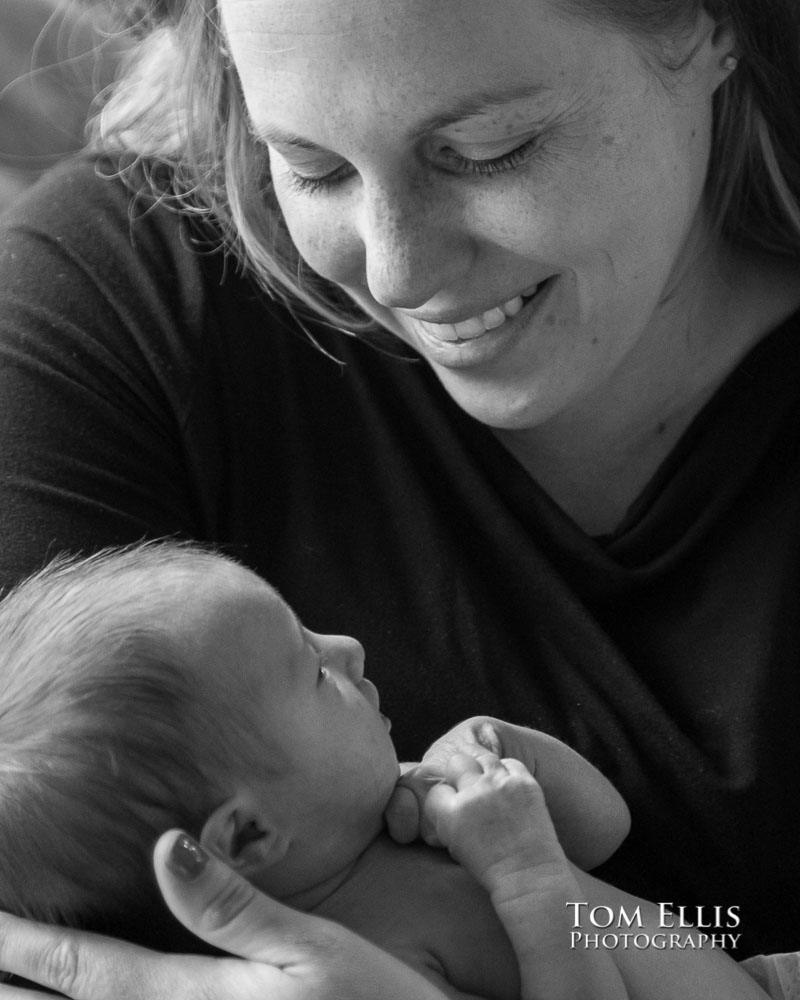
[[0, 542, 398, 939]]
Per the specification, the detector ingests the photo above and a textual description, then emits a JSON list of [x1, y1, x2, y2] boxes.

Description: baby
[[0, 542, 768, 1000]]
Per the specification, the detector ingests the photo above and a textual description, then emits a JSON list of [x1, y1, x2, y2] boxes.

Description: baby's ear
[[199, 794, 290, 876]]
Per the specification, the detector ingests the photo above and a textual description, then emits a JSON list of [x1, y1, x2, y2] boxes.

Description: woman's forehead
[[219, 0, 592, 73], [219, 0, 623, 138]]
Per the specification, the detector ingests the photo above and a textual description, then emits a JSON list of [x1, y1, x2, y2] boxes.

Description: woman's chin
[[431, 370, 558, 432]]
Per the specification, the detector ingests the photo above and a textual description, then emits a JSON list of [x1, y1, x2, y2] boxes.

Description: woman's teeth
[[418, 285, 539, 342]]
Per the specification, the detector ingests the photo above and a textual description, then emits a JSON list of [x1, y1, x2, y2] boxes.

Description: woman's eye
[[285, 162, 354, 196], [436, 135, 541, 176], [277, 133, 541, 197]]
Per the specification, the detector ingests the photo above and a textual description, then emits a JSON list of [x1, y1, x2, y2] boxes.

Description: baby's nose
[[337, 635, 365, 682]]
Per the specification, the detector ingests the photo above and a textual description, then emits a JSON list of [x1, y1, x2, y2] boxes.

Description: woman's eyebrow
[[251, 124, 323, 150], [409, 82, 551, 138], [254, 82, 550, 149]]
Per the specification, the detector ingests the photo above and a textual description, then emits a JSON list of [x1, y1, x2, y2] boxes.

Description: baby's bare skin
[[314, 719, 628, 1000], [312, 834, 521, 999], [312, 717, 627, 1000], [371, 718, 768, 1000]]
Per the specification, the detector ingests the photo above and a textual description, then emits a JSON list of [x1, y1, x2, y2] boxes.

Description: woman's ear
[[672, 8, 737, 95], [703, 12, 738, 88], [199, 794, 290, 877]]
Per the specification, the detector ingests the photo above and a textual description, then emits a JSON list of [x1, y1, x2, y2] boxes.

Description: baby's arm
[[423, 751, 769, 1000], [423, 750, 627, 1000], [483, 718, 629, 868], [569, 869, 770, 1000]]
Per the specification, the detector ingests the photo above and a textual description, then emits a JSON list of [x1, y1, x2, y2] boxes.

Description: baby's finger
[[384, 765, 443, 843], [444, 751, 499, 788], [384, 784, 421, 844], [419, 781, 456, 847], [500, 757, 535, 780], [420, 717, 503, 771]]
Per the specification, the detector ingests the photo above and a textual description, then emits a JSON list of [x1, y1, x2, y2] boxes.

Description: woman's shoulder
[[0, 154, 220, 387], [1, 153, 208, 285], [0, 152, 371, 369]]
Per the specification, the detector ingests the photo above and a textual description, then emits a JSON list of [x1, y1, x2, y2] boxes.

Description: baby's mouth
[[415, 282, 546, 344], [380, 713, 392, 732]]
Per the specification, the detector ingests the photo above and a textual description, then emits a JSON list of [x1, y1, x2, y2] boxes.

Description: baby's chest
[[318, 842, 520, 1000]]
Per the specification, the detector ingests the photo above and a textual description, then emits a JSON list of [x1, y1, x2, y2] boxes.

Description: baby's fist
[[422, 752, 567, 891]]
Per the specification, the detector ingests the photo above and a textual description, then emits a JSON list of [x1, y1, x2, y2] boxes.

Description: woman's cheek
[[276, 188, 363, 287]]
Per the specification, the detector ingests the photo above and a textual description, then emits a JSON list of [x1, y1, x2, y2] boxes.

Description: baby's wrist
[[483, 852, 576, 901], [485, 861, 586, 975]]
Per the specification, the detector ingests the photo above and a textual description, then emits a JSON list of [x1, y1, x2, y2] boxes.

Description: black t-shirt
[[1, 156, 798, 956]]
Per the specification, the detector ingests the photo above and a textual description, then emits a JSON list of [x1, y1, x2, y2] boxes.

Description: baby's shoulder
[[315, 836, 519, 1000]]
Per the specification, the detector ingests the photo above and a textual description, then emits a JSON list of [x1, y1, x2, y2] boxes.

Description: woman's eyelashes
[[433, 135, 542, 176], [286, 161, 352, 196], [277, 132, 544, 196]]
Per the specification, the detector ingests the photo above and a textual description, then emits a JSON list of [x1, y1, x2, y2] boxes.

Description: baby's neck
[[278, 837, 382, 912]]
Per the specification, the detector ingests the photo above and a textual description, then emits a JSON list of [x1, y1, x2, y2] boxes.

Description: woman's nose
[[357, 177, 471, 310]]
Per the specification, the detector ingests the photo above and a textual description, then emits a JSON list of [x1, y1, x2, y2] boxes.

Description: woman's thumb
[[153, 830, 340, 967]]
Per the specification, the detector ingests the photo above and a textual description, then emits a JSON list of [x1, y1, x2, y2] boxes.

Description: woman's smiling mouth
[[411, 280, 550, 344], [398, 277, 557, 367]]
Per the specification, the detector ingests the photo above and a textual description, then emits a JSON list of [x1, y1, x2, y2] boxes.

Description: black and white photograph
[[0, 1, 798, 997]]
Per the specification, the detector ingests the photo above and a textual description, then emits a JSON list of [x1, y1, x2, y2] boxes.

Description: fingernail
[[476, 721, 502, 756], [166, 833, 208, 881]]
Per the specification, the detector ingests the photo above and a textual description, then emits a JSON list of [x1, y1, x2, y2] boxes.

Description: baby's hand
[[421, 751, 568, 895], [385, 716, 503, 844], [424, 757, 623, 1000]]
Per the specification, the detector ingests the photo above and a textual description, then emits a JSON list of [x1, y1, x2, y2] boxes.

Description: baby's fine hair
[[0, 540, 254, 936]]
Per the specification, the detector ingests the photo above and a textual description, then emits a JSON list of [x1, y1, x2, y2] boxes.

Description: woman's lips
[[412, 281, 548, 344]]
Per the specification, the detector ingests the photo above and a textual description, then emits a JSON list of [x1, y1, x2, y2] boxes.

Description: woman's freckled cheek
[[281, 201, 345, 277]]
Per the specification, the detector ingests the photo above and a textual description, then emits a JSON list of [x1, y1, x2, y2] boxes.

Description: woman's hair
[[0, 540, 260, 935], [90, 0, 800, 327]]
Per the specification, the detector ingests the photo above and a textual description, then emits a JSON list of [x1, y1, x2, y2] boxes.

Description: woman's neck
[[493, 247, 800, 536]]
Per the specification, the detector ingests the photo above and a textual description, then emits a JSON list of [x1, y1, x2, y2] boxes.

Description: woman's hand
[[0, 830, 448, 1000]]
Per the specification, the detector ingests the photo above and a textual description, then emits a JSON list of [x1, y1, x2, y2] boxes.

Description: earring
[[722, 54, 739, 72]]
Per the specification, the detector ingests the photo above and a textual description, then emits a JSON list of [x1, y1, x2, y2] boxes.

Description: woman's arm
[[0, 157, 225, 589], [0, 830, 454, 1000]]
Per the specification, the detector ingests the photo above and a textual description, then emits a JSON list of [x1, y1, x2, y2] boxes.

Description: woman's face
[[221, 0, 730, 430]]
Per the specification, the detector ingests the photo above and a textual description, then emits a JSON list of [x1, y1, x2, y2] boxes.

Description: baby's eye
[[317, 658, 330, 682]]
